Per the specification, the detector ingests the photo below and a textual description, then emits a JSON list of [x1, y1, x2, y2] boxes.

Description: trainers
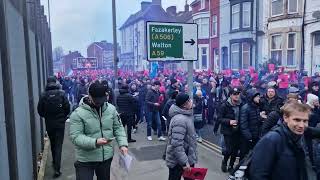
[[53, 171, 62, 178], [132, 128, 137, 134], [147, 136, 153, 141], [197, 137, 203, 143], [158, 136, 166, 141]]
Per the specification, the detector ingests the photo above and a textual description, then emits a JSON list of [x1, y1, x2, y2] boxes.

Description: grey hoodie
[[166, 104, 198, 168]]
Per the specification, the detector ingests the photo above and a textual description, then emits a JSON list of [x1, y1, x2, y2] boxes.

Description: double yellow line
[[200, 139, 222, 156]]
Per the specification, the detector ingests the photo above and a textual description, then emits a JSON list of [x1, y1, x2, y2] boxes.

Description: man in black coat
[[116, 84, 137, 143], [145, 81, 166, 141], [218, 87, 243, 173], [260, 86, 284, 116], [37, 77, 70, 178], [239, 89, 262, 160], [249, 102, 319, 180]]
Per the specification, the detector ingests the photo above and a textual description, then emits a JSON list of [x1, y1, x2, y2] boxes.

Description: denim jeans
[[147, 111, 162, 137], [139, 102, 145, 122]]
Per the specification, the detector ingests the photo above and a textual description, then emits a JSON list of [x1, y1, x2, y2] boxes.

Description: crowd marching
[[37, 64, 320, 180]]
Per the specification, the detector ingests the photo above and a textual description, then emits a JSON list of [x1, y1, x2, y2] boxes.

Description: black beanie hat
[[89, 81, 107, 98], [47, 76, 56, 84], [175, 93, 190, 107]]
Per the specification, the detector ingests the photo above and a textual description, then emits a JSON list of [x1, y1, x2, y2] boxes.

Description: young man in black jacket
[[249, 101, 320, 180], [218, 87, 243, 173], [116, 84, 137, 143], [37, 77, 70, 178], [145, 81, 166, 141], [239, 89, 261, 160]]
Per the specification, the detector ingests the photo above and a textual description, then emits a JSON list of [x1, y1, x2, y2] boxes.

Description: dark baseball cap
[[229, 87, 241, 95]]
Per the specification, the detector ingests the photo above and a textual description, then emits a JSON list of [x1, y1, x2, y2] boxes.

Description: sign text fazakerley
[[149, 24, 183, 59]]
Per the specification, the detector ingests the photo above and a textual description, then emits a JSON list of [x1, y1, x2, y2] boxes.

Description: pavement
[[44, 122, 228, 180]]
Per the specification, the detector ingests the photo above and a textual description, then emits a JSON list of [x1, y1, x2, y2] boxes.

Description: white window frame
[[288, 0, 298, 14], [201, 47, 208, 69], [242, 2, 251, 28], [271, 0, 284, 17], [200, 0, 206, 10], [270, 34, 283, 65], [211, 15, 218, 37], [287, 32, 297, 66], [242, 43, 251, 69], [231, 43, 240, 69], [195, 17, 209, 39], [232, 4, 240, 30]]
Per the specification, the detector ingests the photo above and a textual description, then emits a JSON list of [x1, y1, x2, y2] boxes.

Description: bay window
[[212, 15, 217, 37], [287, 33, 296, 66], [242, 43, 251, 69], [242, 2, 251, 28], [271, 35, 283, 65], [231, 43, 240, 69], [195, 18, 209, 39], [271, 0, 284, 16], [288, 0, 298, 13], [232, 4, 240, 30]]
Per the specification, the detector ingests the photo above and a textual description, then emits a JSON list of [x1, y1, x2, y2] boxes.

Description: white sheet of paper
[[119, 154, 133, 172]]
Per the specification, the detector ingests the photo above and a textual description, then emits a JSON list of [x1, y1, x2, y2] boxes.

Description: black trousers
[[239, 137, 259, 161], [168, 165, 193, 180], [47, 127, 65, 172], [74, 158, 113, 180], [223, 134, 240, 167], [120, 114, 134, 140]]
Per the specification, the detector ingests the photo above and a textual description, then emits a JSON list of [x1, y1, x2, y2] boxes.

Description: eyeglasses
[[232, 92, 241, 95]]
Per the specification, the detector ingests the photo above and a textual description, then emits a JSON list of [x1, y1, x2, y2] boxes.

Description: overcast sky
[[40, 0, 190, 56]]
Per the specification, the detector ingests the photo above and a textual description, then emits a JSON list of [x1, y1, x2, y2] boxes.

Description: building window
[[271, 0, 283, 16], [242, 2, 251, 28], [287, 33, 296, 66], [288, 0, 298, 14], [212, 15, 217, 37], [195, 18, 209, 38], [232, 4, 240, 30], [271, 35, 283, 65], [201, 47, 208, 69], [315, 33, 320, 46], [231, 43, 240, 69], [242, 43, 251, 69], [201, 0, 205, 9]]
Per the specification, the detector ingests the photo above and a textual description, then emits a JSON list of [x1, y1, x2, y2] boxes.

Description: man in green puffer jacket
[[69, 81, 128, 180]]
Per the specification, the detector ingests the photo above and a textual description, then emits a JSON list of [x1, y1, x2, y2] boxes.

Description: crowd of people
[[38, 64, 320, 179]]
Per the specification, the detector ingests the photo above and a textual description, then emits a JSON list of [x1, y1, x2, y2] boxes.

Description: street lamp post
[[112, 0, 118, 88], [112, 0, 120, 104]]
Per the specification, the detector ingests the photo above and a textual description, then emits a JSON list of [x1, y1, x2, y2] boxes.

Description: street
[[44, 122, 227, 180]]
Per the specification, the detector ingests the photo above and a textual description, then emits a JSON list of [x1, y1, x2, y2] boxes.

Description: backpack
[[227, 128, 285, 180], [43, 91, 65, 117]]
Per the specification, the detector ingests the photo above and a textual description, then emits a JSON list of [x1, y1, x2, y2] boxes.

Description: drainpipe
[[255, 0, 259, 69], [301, 0, 306, 73], [0, 1, 18, 179], [209, 0, 212, 70]]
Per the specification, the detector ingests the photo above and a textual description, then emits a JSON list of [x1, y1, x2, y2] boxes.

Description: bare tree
[[53, 47, 64, 62]]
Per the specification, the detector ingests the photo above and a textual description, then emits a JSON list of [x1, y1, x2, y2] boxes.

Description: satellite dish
[[313, 11, 320, 19]]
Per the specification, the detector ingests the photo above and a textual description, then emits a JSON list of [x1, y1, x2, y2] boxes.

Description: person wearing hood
[[129, 83, 140, 133], [116, 84, 138, 143], [218, 87, 243, 173], [166, 93, 198, 180], [69, 81, 128, 180], [249, 101, 320, 180], [239, 89, 262, 160], [37, 76, 70, 178]]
